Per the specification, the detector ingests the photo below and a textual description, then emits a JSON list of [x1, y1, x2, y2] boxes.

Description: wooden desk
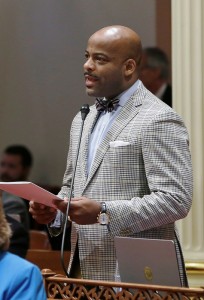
[[41, 269, 204, 300]]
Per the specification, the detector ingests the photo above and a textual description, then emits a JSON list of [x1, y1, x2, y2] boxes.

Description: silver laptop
[[115, 237, 181, 287]]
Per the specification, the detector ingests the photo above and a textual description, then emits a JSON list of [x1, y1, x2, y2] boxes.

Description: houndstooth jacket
[[52, 82, 193, 286]]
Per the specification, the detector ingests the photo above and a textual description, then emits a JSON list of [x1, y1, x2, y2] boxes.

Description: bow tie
[[95, 97, 119, 112]]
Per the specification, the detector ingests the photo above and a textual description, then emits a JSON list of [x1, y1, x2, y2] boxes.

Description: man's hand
[[53, 196, 101, 225], [29, 201, 57, 224]]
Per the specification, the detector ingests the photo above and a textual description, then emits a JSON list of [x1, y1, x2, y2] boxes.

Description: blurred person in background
[[0, 145, 33, 231], [0, 144, 71, 252], [139, 47, 172, 107], [0, 145, 33, 257]]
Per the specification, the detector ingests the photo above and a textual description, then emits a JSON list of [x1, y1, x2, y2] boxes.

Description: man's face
[[0, 153, 27, 181], [83, 34, 127, 99]]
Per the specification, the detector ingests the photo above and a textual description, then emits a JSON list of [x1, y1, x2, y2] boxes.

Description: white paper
[[0, 181, 62, 208]]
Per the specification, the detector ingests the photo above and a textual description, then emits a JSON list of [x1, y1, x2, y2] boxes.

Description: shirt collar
[[100, 79, 141, 113]]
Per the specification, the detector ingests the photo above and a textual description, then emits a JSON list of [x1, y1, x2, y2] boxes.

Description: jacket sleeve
[[107, 111, 193, 236]]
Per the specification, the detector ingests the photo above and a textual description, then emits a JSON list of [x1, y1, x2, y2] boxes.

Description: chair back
[[29, 230, 52, 250]]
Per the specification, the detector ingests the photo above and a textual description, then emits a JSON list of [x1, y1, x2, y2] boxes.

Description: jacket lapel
[[79, 107, 99, 184], [82, 85, 147, 191]]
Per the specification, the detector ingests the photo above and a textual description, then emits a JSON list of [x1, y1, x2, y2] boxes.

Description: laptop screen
[[115, 237, 181, 287]]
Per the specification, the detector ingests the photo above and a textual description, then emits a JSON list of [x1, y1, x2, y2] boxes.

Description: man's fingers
[[28, 200, 57, 225], [29, 201, 56, 214]]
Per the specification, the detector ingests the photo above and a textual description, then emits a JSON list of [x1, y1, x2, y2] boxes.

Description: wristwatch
[[97, 202, 110, 225]]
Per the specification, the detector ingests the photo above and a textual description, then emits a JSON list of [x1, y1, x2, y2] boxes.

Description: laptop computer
[[115, 237, 181, 287]]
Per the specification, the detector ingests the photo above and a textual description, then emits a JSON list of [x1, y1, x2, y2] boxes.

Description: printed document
[[0, 181, 62, 208]]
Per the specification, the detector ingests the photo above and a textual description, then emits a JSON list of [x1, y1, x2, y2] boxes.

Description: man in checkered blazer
[[30, 25, 192, 286]]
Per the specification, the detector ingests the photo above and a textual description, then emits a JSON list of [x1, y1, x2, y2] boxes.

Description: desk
[[42, 269, 204, 300]]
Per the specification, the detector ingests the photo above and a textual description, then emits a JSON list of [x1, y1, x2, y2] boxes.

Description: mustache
[[84, 72, 99, 80]]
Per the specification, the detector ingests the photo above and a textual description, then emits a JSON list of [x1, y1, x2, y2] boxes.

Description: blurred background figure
[[0, 145, 33, 182], [0, 200, 46, 300], [0, 145, 33, 257], [0, 145, 33, 230], [5, 213, 29, 258], [0, 145, 71, 252], [139, 47, 172, 107]]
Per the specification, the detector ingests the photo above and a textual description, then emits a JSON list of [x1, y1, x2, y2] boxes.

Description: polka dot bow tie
[[95, 97, 119, 112]]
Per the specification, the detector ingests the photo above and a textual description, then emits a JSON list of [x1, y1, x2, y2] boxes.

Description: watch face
[[98, 213, 109, 225]]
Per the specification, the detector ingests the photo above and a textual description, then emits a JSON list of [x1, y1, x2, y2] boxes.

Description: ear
[[124, 59, 136, 76]]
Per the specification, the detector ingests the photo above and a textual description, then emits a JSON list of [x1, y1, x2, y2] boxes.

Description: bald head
[[84, 25, 143, 99], [89, 25, 142, 66]]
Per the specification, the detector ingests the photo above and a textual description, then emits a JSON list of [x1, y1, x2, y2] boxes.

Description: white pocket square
[[109, 141, 131, 148]]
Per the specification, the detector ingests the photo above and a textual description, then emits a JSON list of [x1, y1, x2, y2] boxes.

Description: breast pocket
[[105, 143, 142, 179]]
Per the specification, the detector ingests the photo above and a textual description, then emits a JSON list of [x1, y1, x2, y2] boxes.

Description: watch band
[[101, 202, 107, 213], [97, 202, 110, 226]]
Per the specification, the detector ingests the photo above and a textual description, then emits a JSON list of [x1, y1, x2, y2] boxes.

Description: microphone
[[80, 104, 90, 120], [60, 104, 90, 277]]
